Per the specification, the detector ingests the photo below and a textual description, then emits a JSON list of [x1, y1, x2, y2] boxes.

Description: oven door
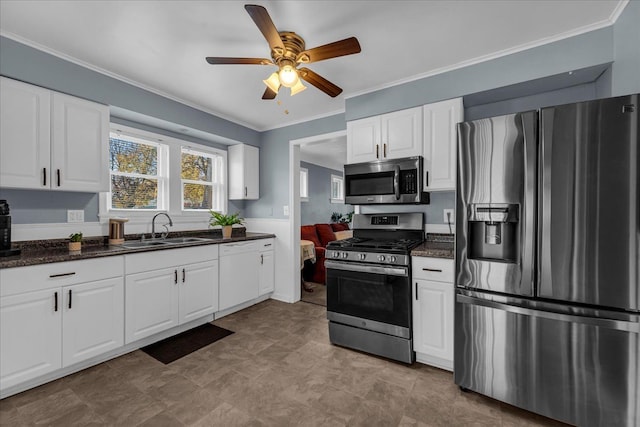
[[326, 260, 412, 337]]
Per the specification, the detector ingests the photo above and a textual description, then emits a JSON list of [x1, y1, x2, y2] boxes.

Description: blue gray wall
[[300, 161, 351, 226], [359, 192, 455, 226], [1, 1, 639, 226]]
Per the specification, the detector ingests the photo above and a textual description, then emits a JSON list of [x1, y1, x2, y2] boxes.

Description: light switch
[[283, 205, 289, 216]]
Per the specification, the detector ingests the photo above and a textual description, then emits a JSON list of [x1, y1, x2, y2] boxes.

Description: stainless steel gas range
[[325, 212, 424, 363]]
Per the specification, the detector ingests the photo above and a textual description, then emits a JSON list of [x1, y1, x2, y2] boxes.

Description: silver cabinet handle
[[54, 292, 58, 312], [245, 187, 248, 197], [56, 169, 61, 187], [182, 268, 185, 283], [376, 144, 379, 159], [383, 143, 387, 158], [174, 269, 178, 284], [43, 168, 47, 186], [422, 268, 442, 272], [68, 289, 72, 309], [261, 254, 264, 265]]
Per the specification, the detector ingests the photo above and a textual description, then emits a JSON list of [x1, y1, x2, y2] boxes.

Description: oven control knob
[[332, 251, 339, 258], [359, 253, 366, 260], [378, 255, 386, 262], [390, 256, 397, 263], [341, 252, 349, 259]]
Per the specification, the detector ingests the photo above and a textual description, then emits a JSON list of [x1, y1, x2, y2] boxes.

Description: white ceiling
[[0, 1, 625, 132]]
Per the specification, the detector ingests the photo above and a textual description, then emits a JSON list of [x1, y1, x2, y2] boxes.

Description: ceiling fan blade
[[244, 4, 285, 52], [296, 37, 361, 64], [205, 57, 272, 65], [298, 68, 343, 97], [262, 87, 278, 100]]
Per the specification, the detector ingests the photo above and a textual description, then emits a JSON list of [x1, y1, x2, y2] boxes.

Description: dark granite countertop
[[411, 233, 454, 259], [0, 230, 275, 269]]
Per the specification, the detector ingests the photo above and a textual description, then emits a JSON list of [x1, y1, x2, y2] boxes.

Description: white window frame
[[107, 131, 169, 211], [180, 146, 225, 213], [99, 123, 228, 225], [330, 174, 344, 203], [300, 167, 309, 202]]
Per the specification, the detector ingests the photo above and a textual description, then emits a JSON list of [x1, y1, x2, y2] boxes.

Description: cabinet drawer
[[412, 257, 454, 283], [1, 256, 124, 297], [125, 245, 218, 275], [257, 238, 274, 252]]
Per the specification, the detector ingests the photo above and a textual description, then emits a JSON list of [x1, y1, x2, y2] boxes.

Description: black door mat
[[141, 323, 234, 364]]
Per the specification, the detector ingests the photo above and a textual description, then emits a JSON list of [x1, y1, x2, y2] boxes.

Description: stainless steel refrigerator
[[455, 94, 639, 427]]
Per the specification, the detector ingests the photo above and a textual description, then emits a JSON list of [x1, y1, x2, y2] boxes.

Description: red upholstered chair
[[300, 223, 342, 285], [331, 223, 350, 232]]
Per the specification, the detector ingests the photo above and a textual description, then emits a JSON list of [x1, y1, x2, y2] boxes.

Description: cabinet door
[[0, 289, 61, 390], [62, 277, 124, 367], [423, 98, 463, 191], [179, 260, 218, 324], [258, 251, 275, 295], [125, 268, 179, 344], [381, 107, 423, 159], [347, 117, 380, 163], [219, 251, 259, 311], [413, 279, 454, 367], [244, 145, 260, 200], [228, 144, 259, 200], [51, 93, 109, 192], [0, 77, 51, 189]]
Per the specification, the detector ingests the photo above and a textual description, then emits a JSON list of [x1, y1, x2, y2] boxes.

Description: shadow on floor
[[301, 282, 326, 307]]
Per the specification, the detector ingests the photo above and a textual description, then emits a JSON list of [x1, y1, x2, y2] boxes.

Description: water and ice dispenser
[[467, 204, 519, 263]]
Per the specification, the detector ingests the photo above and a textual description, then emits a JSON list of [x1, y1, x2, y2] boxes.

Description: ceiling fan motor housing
[[272, 32, 309, 66]]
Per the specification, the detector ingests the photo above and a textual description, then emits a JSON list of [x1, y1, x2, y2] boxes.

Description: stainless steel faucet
[[151, 212, 173, 240]]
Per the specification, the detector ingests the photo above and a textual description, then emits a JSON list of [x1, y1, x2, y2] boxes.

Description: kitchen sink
[[120, 236, 214, 249]]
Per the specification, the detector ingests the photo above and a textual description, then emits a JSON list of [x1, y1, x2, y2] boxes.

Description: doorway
[[289, 130, 347, 306]]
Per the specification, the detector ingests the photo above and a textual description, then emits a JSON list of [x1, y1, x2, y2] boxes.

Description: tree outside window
[[109, 135, 167, 210]]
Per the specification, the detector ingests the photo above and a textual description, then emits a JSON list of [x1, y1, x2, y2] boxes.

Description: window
[[101, 124, 227, 221], [181, 147, 224, 212], [109, 133, 168, 210], [300, 167, 309, 202], [330, 174, 344, 203]]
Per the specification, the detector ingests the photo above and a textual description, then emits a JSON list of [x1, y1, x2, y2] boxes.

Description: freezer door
[[456, 111, 537, 296], [455, 293, 640, 427], [539, 95, 639, 311]]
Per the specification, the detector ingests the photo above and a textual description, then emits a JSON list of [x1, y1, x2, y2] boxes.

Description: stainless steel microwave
[[344, 156, 429, 205]]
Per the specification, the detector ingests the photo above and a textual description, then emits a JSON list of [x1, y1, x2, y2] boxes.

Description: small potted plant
[[209, 211, 244, 239], [69, 232, 82, 251]]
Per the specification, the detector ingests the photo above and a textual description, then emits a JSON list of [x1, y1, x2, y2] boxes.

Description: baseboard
[[415, 352, 453, 371]]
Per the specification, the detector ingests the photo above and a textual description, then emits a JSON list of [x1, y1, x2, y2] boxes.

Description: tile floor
[[0, 299, 567, 426]]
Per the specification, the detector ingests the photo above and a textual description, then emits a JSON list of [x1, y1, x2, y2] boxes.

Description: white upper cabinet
[[51, 93, 109, 192], [380, 107, 423, 160], [0, 77, 109, 192], [347, 106, 422, 164], [423, 98, 463, 191], [228, 144, 259, 200], [0, 77, 51, 189]]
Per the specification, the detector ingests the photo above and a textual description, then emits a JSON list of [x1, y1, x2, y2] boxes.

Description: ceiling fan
[[205, 4, 361, 99]]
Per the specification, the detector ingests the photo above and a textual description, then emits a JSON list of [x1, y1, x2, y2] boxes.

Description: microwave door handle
[[394, 165, 401, 200]]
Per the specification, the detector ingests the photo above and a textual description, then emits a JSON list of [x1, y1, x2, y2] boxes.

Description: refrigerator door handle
[[457, 294, 640, 333]]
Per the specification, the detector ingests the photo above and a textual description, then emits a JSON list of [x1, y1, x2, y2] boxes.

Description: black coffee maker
[[0, 200, 21, 257]]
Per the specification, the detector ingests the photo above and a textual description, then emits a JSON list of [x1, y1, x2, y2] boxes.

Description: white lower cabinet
[[0, 257, 124, 391], [412, 256, 454, 371], [124, 246, 219, 344], [62, 277, 124, 367], [219, 241, 259, 311], [258, 238, 275, 295], [0, 289, 62, 390]]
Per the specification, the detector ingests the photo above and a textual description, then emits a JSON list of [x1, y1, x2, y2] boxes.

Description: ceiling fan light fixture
[[278, 64, 299, 88], [263, 72, 281, 93], [290, 79, 307, 96]]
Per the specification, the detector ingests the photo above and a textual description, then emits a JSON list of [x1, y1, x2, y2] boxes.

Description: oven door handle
[[394, 165, 401, 200], [325, 260, 408, 277]]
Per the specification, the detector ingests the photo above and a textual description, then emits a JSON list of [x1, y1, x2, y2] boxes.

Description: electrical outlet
[[283, 205, 289, 216], [443, 209, 454, 224], [67, 210, 84, 223]]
